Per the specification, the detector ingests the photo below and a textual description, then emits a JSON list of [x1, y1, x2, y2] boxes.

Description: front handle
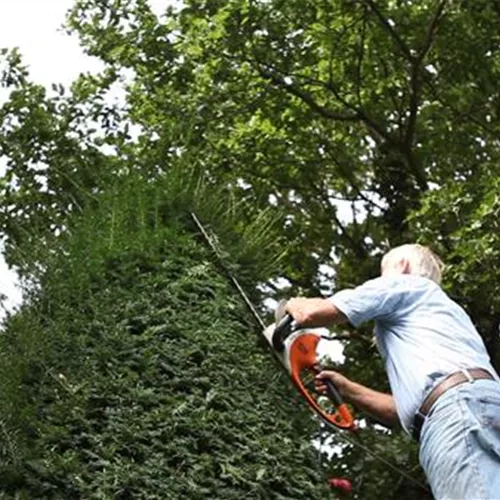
[[288, 332, 355, 430], [272, 314, 294, 352]]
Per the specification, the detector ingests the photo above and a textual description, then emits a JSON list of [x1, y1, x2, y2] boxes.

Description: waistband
[[411, 368, 494, 442]]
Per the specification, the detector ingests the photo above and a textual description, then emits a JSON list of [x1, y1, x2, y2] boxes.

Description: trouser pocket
[[476, 388, 500, 458]]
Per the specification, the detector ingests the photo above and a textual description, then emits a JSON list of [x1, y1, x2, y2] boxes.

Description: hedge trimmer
[[191, 212, 353, 430], [191, 212, 430, 494], [264, 306, 355, 430]]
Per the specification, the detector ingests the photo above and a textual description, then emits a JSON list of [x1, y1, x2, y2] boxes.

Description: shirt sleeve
[[329, 277, 404, 327]]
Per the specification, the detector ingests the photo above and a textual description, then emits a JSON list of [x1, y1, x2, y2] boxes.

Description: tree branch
[[417, 0, 448, 65], [256, 65, 359, 122], [405, 0, 448, 149], [321, 79, 396, 144], [252, 52, 397, 145], [398, 2, 448, 192], [362, 0, 414, 61], [355, 7, 369, 107], [321, 145, 386, 213]]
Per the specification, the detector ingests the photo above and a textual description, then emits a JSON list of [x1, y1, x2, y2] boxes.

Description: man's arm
[[285, 297, 348, 327], [286, 297, 398, 425], [315, 370, 399, 427]]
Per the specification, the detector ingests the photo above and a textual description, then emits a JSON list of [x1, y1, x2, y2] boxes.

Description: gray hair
[[381, 244, 444, 284]]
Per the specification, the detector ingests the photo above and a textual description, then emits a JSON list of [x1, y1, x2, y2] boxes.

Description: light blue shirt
[[329, 274, 498, 433]]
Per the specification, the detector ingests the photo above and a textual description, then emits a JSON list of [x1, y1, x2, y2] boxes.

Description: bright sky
[[0, 1, 103, 88], [0, 0, 169, 318]]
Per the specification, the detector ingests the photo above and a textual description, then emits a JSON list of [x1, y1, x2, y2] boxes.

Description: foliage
[[0, 173, 336, 499]]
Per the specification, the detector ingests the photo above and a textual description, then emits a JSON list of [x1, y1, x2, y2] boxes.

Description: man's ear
[[399, 257, 411, 274]]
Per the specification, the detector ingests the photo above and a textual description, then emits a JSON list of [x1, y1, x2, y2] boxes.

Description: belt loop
[[461, 368, 474, 383]]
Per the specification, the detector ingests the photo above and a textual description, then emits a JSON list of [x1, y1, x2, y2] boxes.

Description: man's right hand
[[315, 369, 399, 426], [285, 297, 347, 327], [314, 370, 352, 400]]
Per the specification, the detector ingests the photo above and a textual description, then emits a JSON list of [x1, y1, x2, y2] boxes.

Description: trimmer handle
[[272, 313, 294, 352], [270, 313, 355, 430], [323, 377, 344, 407], [288, 332, 355, 430]]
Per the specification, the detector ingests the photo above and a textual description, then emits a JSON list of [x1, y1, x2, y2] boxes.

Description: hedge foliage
[[0, 174, 334, 499]]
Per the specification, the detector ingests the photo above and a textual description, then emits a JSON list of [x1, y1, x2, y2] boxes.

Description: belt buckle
[[460, 368, 474, 383]]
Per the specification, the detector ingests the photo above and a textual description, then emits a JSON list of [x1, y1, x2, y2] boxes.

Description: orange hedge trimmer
[[264, 310, 355, 430], [191, 212, 354, 431]]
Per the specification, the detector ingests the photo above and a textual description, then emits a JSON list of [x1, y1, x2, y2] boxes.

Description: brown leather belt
[[412, 368, 494, 442]]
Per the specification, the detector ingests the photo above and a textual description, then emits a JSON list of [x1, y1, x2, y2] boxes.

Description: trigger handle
[[324, 379, 343, 407], [288, 333, 355, 430]]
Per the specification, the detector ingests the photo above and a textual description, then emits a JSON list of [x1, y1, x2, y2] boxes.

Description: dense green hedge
[[0, 177, 333, 499]]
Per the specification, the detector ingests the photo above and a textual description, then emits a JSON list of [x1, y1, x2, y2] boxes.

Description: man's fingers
[[315, 384, 327, 394], [314, 376, 328, 393], [315, 370, 336, 381]]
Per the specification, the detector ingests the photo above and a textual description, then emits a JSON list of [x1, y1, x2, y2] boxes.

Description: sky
[[0, 1, 104, 88]]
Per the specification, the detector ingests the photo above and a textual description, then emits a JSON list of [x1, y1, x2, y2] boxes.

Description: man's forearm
[[342, 379, 398, 427], [285, 297, 347, 327]]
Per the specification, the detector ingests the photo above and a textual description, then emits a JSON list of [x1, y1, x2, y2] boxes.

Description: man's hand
[[315, 369, 399, 427], [285, 297, 347, 327], [314, 370, 352, 399]]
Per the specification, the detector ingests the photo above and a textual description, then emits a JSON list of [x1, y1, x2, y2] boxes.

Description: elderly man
[[285, 244, 500, 499]]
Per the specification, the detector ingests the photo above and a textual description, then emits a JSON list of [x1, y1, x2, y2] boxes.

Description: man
[[285, 244, 500, 499]]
